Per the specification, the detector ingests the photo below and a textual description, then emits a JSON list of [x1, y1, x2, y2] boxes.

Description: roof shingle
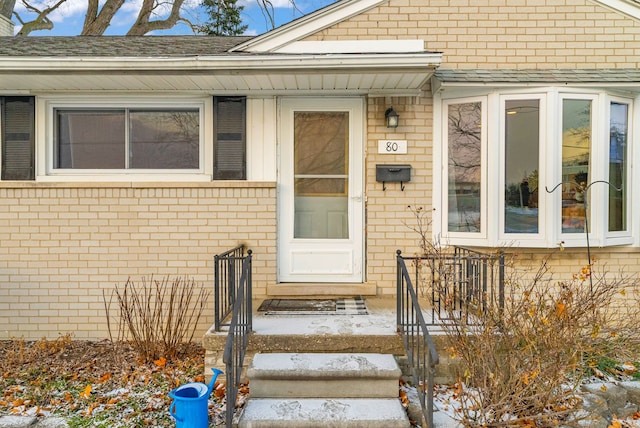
[[0, 35, 254, 57], [434, 69, 640, 84]]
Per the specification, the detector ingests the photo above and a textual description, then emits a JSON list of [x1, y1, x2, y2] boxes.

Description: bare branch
[[257, 0, 275, 30], [15, 0, 67, 36], [127, 0, 186, 35]]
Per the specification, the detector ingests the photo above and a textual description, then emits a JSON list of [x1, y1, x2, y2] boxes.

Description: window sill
[[0, 180, 276, 189]]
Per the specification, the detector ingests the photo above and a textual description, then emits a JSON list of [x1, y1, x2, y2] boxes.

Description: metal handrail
[[402, 247, 504, 325], [214, 244, 246, 331], [222, 249, 252, 427], [397, 250, 439, 428]]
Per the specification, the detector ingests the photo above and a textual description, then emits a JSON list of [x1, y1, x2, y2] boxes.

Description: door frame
[[277, 97, 365, 283]]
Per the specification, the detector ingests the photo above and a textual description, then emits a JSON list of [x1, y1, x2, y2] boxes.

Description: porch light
[[385, 107, 399, 128]]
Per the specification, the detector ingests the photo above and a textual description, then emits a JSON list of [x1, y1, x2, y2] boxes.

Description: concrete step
[[247, 353, 402, 399], [238, 398, 411, 428]]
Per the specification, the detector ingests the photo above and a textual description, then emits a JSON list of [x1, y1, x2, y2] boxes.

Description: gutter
[[0, 52, 442, 73]]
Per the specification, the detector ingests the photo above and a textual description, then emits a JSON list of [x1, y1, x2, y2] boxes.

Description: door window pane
[[609, 102, 628, 232], [561, 99, 591, 233], [130, 110, 199, 169], [294, 111, 349, 239], [504, 100, 540, 233], [448, 102, 482, 232]]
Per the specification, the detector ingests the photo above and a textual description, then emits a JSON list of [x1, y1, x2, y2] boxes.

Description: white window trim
[[556, 93, 600, 247], [36, 95, 212, 182], [441, 96, 488, 244], [603, 94, 634, 246], [434, 87, 637, 249], [498, 93, 548, 247]]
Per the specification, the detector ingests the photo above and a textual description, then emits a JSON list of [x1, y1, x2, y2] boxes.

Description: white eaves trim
[[0, 52, 442, 72], [593, 0, 640, 20], [273, 40, 425, 54], [230, 0, 389, 53]]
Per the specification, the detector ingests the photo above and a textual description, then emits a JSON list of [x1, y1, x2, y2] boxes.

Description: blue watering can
[[169, 368, 223, 428]]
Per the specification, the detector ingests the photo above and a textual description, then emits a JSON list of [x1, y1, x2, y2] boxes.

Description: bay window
[[439, 90, 634, 248], [504, 98, 541, 235], [608, 100, 629, 234], [560, 97, 593, 235], [446, 100, 483, 234]]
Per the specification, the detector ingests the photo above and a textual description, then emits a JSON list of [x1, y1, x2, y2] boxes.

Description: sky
[[12, 0, 336, 36]]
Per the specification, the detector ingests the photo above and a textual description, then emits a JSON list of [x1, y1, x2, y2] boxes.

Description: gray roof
[[434, 69, 640, 84], [0, 35, 254, 57]]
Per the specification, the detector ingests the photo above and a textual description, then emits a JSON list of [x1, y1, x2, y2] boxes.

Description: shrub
[[404, 205, 640, 426], [103, 275, 210, 362], [443, 258, 635, 426]]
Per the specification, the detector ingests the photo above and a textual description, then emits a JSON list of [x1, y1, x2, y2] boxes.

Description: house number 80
[[377, 140, 408, 154]]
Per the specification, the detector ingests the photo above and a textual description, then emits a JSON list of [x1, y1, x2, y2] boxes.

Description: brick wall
[[0, 182, 276, 339], [305, 0, 640, 69], [329, 0, 640, 296]]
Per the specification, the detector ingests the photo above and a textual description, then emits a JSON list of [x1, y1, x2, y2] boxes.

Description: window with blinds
[[1, 96, 35, 180], [214, 96, 246, 180]]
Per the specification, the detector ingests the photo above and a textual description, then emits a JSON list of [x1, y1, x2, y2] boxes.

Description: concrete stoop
[[237, 353, 411, 428]]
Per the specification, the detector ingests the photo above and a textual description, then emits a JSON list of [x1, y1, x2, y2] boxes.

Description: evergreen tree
[[196, 0, 247, 36]]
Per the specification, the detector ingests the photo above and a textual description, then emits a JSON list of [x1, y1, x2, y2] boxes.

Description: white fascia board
[[273, 40, 425, 54], [593, 0, 640, 20], [0, 52, 442, 72], [434, 80, 640, 91], [229, 0, 388, 53]]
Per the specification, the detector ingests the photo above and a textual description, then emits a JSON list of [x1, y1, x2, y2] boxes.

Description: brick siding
[[0, 183, 276, 339]]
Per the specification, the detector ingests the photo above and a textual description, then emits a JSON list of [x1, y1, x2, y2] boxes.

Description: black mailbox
[[376, 164, 411, 190]]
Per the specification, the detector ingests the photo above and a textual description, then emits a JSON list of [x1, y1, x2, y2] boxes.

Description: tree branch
[[127, 0, 186, 35], [81, 0, 126, 35], [15, 0, 67, 36]]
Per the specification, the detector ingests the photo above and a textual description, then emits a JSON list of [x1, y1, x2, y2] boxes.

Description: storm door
[[278, 98, 364, 283]]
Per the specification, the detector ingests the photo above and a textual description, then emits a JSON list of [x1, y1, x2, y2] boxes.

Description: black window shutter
[[1, 96, 35, 180], [214, 96, 246, 180]]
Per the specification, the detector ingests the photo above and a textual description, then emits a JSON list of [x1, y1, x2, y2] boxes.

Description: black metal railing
[[214, 245, 246, 331], [222, 249, 252, 427], [402, 246, 504, 325], [397, 250, 439, 428]]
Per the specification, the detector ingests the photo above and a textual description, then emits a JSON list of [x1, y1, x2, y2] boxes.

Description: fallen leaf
[[608, 419, 622, 428], [154, 357, 167, 367], [79, 384, 92, 399], [214, 382, 226, 399], [99, 373, 112, 383], [399, 389, 408, 407], [600, 384, 608, 392]]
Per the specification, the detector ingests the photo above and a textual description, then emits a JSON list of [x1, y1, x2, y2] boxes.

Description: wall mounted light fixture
[[385, 107, 399, 128]]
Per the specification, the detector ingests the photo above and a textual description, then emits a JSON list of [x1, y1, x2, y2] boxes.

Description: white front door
[[278, 97, 364, 283]]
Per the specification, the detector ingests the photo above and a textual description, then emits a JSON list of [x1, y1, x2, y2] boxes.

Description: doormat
[[257, 296, 368, 315]]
